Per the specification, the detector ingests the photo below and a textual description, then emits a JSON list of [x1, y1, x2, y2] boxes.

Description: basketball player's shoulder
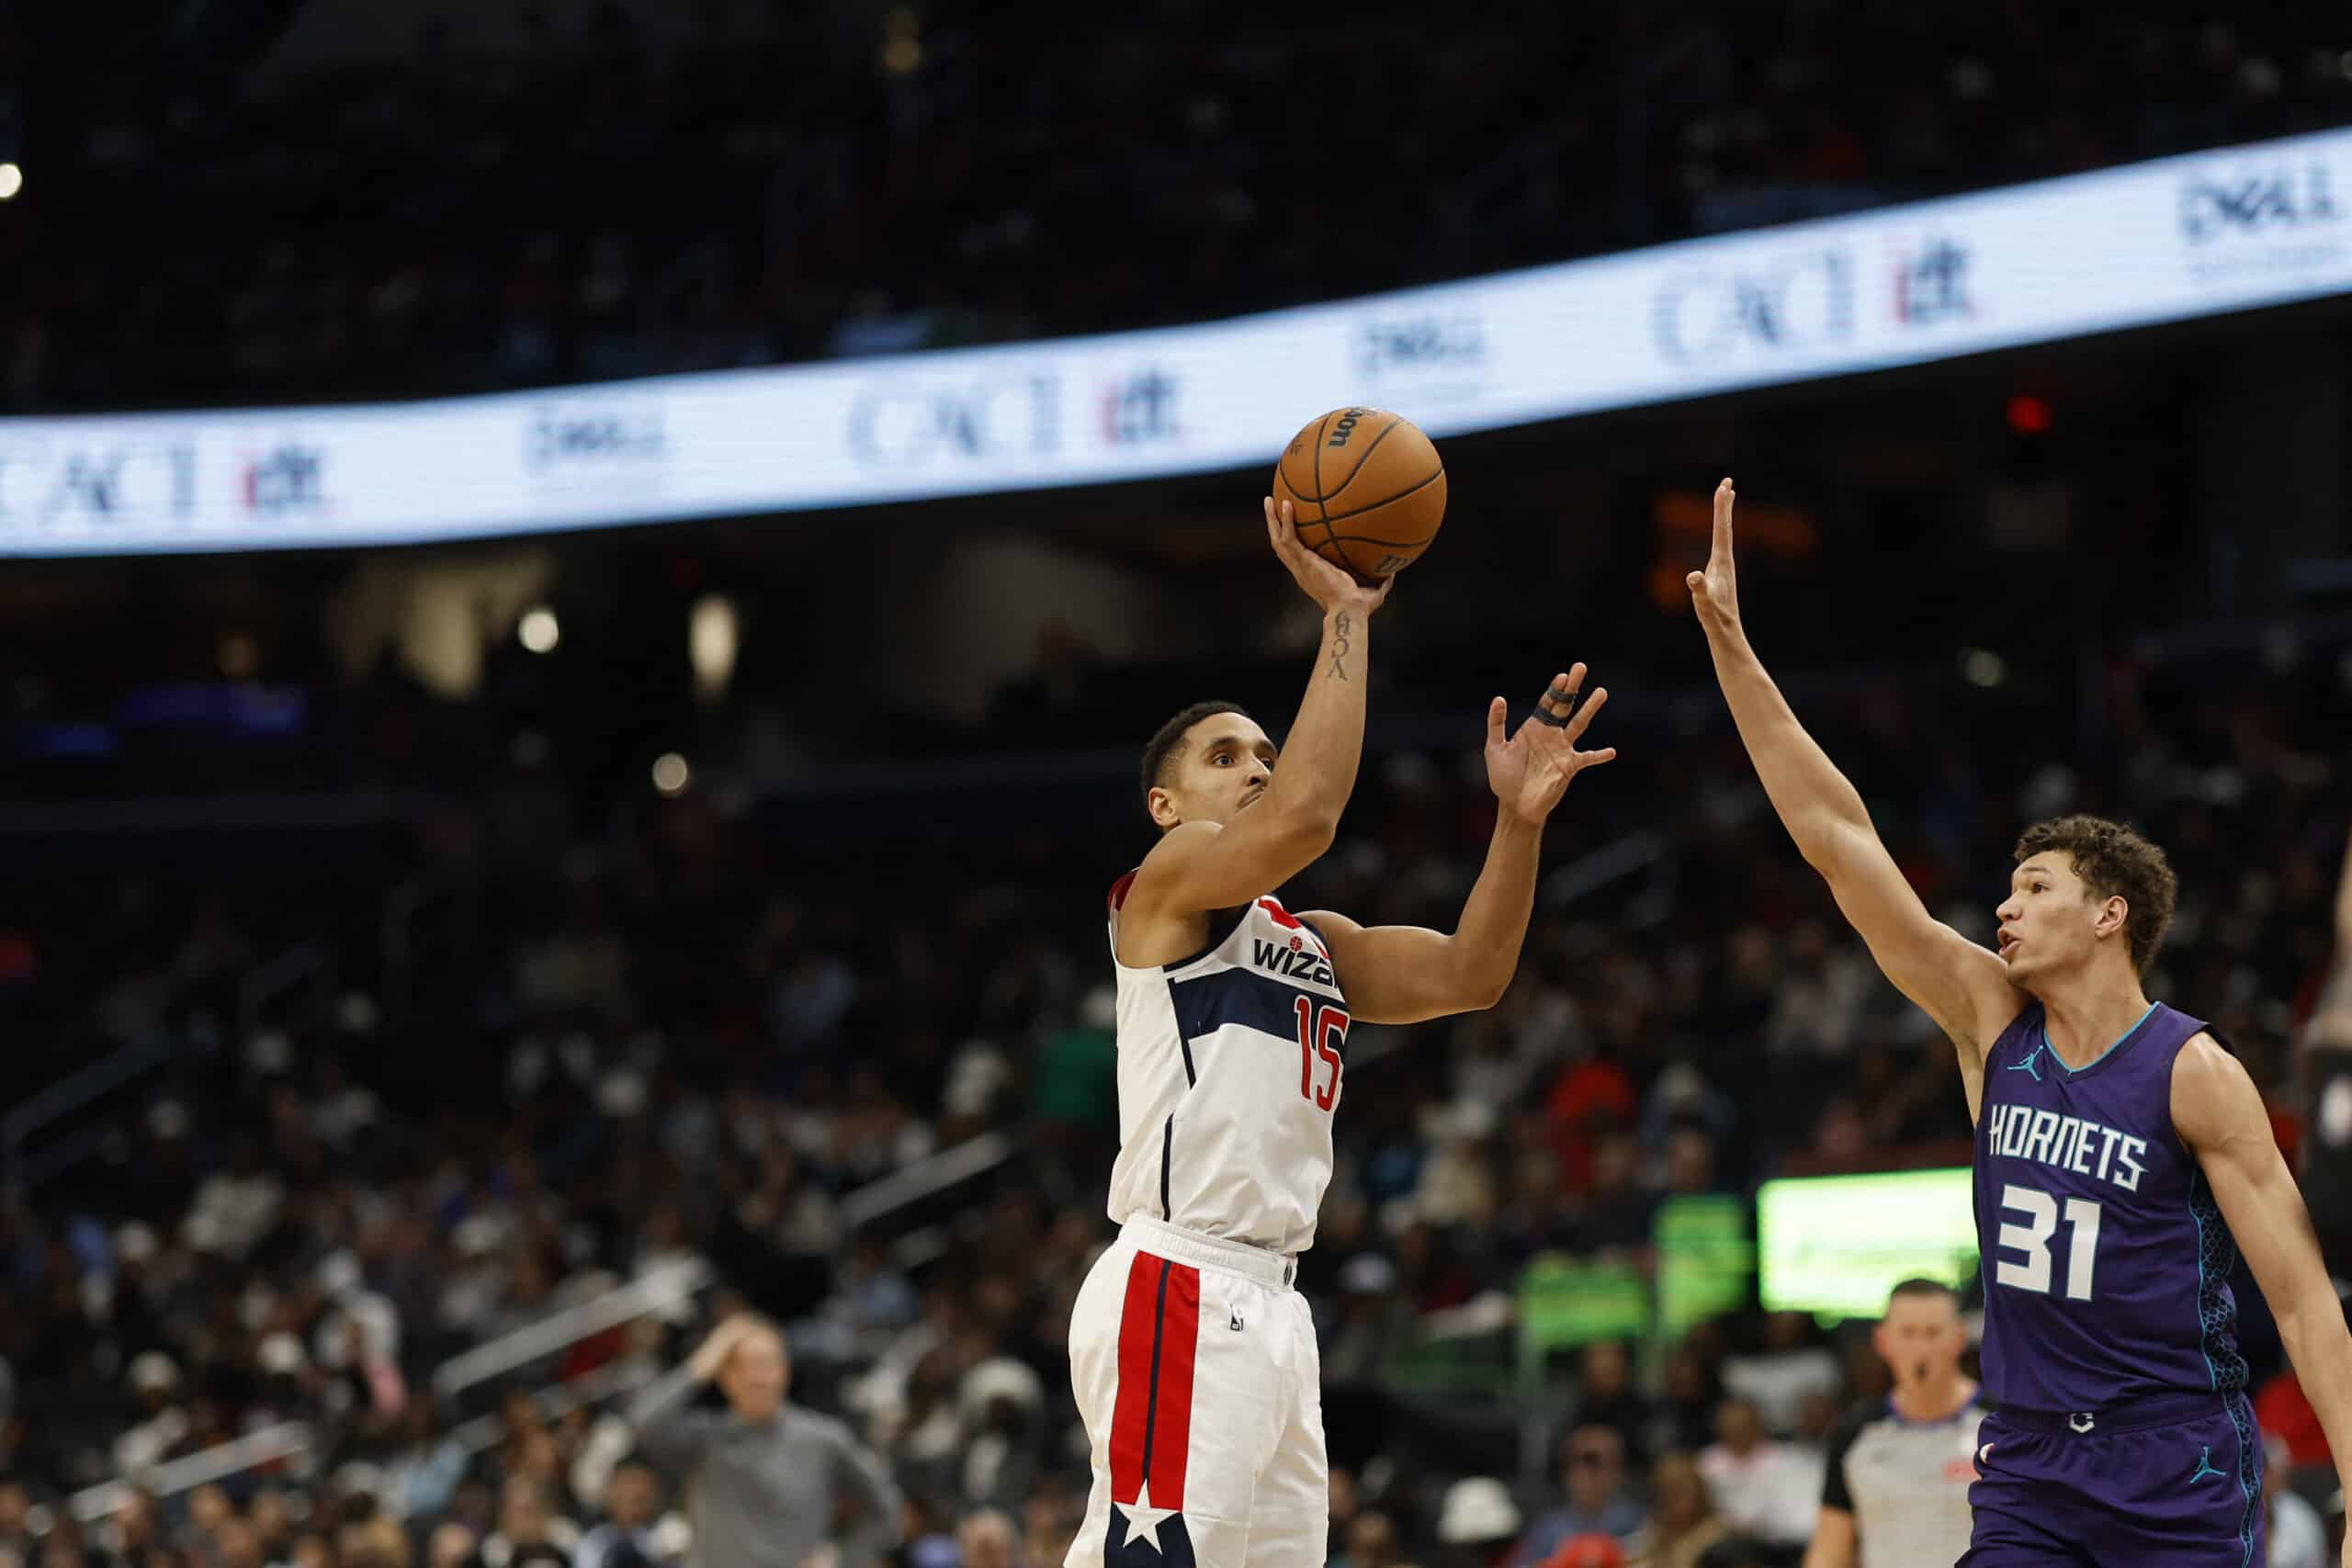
[[1127, 818, 1217, 874], [2170, 1028, 2248, 1080], [2168, 1027, 2263, 1139]]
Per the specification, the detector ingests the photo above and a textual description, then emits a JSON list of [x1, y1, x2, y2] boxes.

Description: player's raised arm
[[1302, 665, 1616, 1023], [2310, 829, 2352, 1047], [1687, 479, 2018, 1085], [1129, 498, 1392, 917]]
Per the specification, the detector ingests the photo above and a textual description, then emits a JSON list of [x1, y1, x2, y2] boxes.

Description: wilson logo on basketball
[[1324, 409, 1374, 447]]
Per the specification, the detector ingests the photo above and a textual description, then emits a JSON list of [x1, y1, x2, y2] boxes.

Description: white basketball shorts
[[1064, 1217, 1329, 1568]]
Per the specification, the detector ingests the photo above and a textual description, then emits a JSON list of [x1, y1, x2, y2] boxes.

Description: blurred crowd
[[2, 624, 2348, 1566], [8, 4, 2352, 409]]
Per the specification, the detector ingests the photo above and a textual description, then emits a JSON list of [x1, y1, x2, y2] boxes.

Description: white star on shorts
[[1117, 1477, 1178, 1554]]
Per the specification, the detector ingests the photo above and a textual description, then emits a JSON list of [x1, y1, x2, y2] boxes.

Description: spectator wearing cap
[[956, 1357, 1044, 1509], [1626, 1454, 1726, 1568], [627, 1314, 903, 1568], [1434, 1477, 1521, 1568], [1512, 1427, 1647, 1567], [112, 1354, 187, 1475]]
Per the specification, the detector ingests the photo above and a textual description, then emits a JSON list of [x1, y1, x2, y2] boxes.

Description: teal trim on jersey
[[2227, 1392, 2259, 1567], [2188, 1169, 2219, 1392], [2041, 999, 2160, 1075]]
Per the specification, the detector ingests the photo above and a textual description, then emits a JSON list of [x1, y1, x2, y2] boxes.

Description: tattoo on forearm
[[1327, 612, 1352, 681]]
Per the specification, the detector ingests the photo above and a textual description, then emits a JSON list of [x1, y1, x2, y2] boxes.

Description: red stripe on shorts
[[1151, 1261, 1202, 1508], [1105, 1252, 1204, 1510]]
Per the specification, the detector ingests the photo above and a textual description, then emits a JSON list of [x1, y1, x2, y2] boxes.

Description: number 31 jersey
[[1104, 876, 1349, 1257], [1974, 1000, 2248, 1412]]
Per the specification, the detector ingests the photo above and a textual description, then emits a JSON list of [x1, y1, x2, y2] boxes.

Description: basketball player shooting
[[1064, 496, 1616, 1568], [1688, 478, 2352, 1566]]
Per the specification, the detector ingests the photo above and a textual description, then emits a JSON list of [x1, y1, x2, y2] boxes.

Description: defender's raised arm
[[1688, 478, 2018, 1111]]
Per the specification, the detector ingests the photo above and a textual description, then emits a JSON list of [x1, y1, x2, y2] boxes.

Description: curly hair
[[2014, 815, 2178, 976]]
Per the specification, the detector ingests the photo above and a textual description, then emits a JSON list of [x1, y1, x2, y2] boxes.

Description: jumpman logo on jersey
[[2007, 1043, 2046, 1082], [2188, 1446, 2223, 1484]]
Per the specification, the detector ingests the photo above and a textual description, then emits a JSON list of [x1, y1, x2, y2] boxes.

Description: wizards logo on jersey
[[1105, 1251, 1201, 1566]]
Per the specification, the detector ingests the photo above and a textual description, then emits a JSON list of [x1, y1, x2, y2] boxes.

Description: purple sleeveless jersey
[[1973, 1000, 2248, 1413]]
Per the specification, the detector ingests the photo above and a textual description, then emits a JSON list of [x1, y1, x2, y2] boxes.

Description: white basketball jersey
[[1103, 874, 1350, 1255]]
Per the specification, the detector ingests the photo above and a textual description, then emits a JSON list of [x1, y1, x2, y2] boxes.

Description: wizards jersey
[[1104, 876, 1349, 1256]]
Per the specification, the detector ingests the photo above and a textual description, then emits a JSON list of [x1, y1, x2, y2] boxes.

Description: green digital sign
[[1656, 1194, 1754, 1337], [1757, 1168, 1979, 1321]]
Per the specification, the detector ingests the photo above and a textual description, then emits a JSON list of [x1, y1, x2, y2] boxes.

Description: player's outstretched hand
[[1265, 496, 1394, 617], [1685, 477, 1742, 635], [1486, 661, 1617, 826]]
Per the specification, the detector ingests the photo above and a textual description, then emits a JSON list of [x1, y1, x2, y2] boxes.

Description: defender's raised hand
[[1486, 662, 1616, 826], [1685, 477, 1742, 634], [1265, 495, 1394, 617]]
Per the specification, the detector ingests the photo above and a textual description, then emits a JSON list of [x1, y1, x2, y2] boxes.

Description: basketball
[[1272, 407, 1447, 581]]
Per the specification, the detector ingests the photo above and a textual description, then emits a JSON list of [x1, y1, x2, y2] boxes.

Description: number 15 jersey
[[1104, 876, 1349, 1257], [1974, 1000, 2248, 1413]]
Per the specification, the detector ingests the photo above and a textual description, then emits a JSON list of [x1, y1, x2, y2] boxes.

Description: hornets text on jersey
[[1975, 1000, 2249, 1412]]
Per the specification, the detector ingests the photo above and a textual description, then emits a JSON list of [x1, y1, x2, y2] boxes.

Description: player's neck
[[2033, 971, 2154, 1071], [1890, 1374, 1976, 1424]]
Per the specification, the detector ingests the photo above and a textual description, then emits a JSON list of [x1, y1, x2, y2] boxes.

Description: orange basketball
[[1271, 407, 1447, 581]]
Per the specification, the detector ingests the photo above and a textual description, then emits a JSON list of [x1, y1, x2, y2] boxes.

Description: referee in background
[[628, 1313, 905, 1568], [1804, 1279, 1987, 1568]]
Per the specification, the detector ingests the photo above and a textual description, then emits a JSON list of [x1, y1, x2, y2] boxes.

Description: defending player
[[1065, 497, 1617, 1568], [1687, 478, 2352, 1567]]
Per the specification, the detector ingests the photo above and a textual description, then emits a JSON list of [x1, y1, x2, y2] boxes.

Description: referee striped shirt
[[1818, 1393, 1988, 1566]]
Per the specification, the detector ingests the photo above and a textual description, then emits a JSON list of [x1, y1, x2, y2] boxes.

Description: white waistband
[[1120, 1216, 1297, 1289]]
